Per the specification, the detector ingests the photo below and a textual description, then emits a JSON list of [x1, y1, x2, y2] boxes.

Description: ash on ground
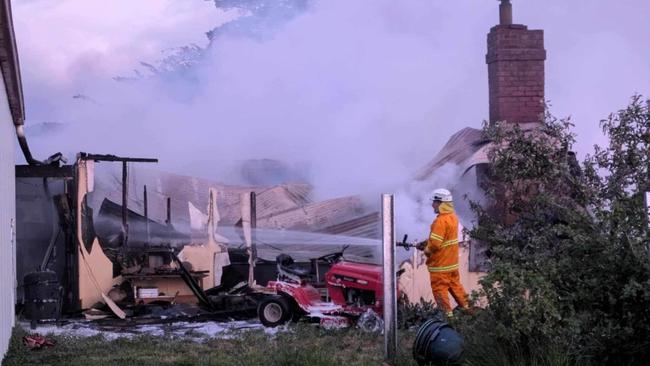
[[20, 319, 287, 342]]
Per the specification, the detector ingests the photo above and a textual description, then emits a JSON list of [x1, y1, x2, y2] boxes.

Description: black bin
[[413, 319, 464, 366], [23, 271, 61, 322]]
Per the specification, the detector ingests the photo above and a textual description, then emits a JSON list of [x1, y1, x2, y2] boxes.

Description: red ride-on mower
[[258, 251, 403, 328]]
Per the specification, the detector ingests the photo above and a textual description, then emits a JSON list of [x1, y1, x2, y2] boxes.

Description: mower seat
[[276, 254, 311, 278], [282, 265, 311, 277]]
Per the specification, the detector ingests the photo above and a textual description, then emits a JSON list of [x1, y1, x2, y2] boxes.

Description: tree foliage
[[462, 96, 650, 365]]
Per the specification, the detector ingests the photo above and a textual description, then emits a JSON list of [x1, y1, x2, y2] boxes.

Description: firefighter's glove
[[415, 240, 427, 251], [423, 247, 433, 257]]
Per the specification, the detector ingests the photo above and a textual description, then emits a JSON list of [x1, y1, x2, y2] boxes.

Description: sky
[[12, 0, 227, 119], [11, 0, 650, 210]]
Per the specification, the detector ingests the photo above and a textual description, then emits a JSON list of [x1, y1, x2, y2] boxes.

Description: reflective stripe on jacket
[[426, 211, 460, 273]]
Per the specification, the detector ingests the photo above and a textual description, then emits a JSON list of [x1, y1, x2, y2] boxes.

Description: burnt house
[[15, 153, 381, 313]]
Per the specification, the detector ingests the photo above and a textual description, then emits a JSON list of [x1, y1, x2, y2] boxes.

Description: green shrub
[[397, 295, 444, 329], [461, 96, 650, 365]]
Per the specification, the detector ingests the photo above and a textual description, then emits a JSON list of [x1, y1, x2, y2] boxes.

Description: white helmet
[[431, 188, 453, 202]]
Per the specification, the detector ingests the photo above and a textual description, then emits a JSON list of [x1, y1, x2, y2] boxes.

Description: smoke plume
[[13, 0, 650, 216]]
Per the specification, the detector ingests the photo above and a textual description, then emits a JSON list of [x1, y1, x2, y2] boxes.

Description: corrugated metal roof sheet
[[257, 196, 365, 232], [319, 212, 380, 239], [414, 127, 489, 181], [93, 167, 315, 227], [255, 183, 312, 218]]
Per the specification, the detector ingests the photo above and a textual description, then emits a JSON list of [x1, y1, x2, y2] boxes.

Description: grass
[[3, 324, 419, 366], [4, 317, 582, 366]]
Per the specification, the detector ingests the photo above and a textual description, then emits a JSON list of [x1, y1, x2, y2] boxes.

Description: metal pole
[[166, 197, 171, 226], [311, 258, 320, 283], [251, 192, 257, 283], [207, 189, 216, 245], [144, 185, 150, 245], [412, 245, 418, 302], [240, 192, 255, 286], [250, 192, 257, 229], [121, 161, 129, 247], [382, 194, 397, 363]]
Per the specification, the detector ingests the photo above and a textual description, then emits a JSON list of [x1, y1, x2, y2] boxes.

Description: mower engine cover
[[325, 260, 383, 314]]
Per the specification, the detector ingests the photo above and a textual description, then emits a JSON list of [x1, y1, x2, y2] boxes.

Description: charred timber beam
[[121, 161, 129, 247], [77, 152, 158, 163]]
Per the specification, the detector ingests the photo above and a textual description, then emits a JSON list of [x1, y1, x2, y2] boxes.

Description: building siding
[[0, 70, 16, 358]]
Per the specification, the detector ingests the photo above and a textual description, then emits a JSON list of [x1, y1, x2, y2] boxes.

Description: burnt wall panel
[[15, 178, 67, 304]]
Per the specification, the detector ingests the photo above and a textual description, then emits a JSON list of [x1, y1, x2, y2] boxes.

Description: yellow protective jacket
[[425, 203, 460, 273]]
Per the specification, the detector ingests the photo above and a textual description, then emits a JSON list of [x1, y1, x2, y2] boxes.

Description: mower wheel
[[279, 294, 304, 323], [258, 296, 291, 327]]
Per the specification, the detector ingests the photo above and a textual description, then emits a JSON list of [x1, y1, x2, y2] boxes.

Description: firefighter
[[417, 188, 469, 317]]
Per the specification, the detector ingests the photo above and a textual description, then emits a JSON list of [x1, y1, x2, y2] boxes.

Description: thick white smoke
[[16, 0, 491, 204], [14, 0, 650, 220], [394, 163, 486, 246]]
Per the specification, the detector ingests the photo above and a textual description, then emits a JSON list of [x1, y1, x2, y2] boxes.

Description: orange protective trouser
[[429, 270, 468, 314]]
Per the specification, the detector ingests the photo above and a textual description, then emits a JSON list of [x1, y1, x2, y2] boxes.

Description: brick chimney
[[487, 0, 546, 125]]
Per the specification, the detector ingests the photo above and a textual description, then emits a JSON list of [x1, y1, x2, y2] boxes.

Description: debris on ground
[[22, 334, 56, 350], [356, 309, 384, 333], [20, 319, 285, 342]]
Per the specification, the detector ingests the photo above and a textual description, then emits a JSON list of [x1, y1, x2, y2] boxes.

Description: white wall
[[0, 71, 17, 358]]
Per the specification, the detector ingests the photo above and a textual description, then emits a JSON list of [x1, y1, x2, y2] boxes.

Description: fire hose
[[395, 234, 426, 251]]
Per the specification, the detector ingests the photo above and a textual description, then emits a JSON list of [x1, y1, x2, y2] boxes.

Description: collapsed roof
[[414, 127, 490, 181], [88, 166, 381, 262]]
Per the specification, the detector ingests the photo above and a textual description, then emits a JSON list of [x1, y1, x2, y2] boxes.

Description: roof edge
[[0, 0, 25, 126]]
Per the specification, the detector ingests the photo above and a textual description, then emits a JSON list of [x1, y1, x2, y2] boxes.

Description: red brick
[[487, 21, 545, 124]]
